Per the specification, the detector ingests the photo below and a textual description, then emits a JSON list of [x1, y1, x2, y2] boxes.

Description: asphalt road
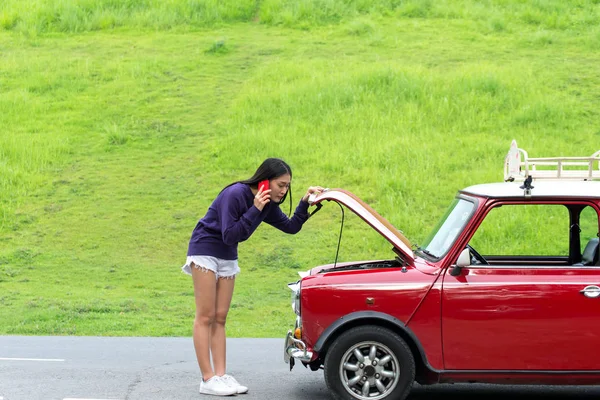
[[1, 336, 600, 400]]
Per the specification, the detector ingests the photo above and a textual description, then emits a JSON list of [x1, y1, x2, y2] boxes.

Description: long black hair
[[228, 158, 293, 213]]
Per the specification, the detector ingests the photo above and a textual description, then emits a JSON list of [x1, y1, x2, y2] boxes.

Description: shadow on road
[[409, 383, 600, 399], [292, 382, 600, 400]]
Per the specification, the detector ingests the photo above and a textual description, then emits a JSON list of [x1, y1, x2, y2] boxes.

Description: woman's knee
[[214, 310, 229, 326], [195, 310, 216, 326]]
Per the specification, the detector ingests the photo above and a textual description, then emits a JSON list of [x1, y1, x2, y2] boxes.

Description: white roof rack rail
[[504, 140, 600, 182]]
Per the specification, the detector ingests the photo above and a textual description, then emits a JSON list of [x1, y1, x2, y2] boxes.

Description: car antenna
[[519, 175, 534, 197]]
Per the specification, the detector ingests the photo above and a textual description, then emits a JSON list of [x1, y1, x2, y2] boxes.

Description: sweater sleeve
[[263, 200, 310, 234], [218, 189, 262, 246]]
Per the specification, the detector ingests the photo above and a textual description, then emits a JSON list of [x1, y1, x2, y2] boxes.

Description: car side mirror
[[456, 248, 471, 267], [449, 248, 471, 276]]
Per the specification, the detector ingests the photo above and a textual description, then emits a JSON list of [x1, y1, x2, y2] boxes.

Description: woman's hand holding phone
[[258, 180, 269, 192], [254, 181, 271, 211]]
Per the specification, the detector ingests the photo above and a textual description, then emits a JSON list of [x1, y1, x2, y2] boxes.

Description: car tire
[[324, 325, 415, 400]]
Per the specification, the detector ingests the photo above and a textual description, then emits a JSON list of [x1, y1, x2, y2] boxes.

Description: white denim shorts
[[181, 255, 240, 280]]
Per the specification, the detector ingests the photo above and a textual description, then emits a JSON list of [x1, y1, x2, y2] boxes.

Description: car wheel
[[324, 325, 415, 400]]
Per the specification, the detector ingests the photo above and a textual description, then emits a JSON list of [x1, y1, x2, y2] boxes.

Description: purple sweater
[[187, 183, 310, 260]]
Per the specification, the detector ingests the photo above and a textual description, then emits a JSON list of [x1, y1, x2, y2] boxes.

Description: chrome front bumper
[[284, 330, 313, 369]]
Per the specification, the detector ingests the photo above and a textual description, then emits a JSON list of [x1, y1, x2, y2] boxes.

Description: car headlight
[[288, 281, 301, 316]]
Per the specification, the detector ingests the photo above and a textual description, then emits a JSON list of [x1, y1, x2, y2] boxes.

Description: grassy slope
[[1, 1, 599, 336]]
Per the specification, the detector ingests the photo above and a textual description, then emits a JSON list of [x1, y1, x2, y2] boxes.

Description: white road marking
[[64, 398, 120, 400], [0, 357, 65, 362]]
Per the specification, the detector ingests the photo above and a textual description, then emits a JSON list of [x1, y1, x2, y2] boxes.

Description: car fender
[[313, 310, 432, 370]]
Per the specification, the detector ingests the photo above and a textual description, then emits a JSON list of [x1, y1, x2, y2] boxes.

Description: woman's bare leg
[[191, 265, 217, 381], [212, 276, 235, 376]]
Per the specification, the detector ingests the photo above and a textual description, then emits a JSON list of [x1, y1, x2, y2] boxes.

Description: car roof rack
[[504, 140, 600, 182]]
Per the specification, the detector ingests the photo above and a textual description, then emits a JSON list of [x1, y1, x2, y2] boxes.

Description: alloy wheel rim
[[338, 340, 400, 400]]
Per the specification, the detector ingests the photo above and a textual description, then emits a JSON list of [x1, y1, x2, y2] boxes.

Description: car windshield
[[419, 197, 476, 259]]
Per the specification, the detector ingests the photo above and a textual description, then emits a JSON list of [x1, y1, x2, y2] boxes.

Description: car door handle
[[580, 285, 600, 298]]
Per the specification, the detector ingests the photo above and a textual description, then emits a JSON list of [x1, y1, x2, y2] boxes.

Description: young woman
[[181, 158, 323, 396]]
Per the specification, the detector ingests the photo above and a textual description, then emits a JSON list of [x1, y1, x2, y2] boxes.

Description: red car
[[284, 141, 600, 400]]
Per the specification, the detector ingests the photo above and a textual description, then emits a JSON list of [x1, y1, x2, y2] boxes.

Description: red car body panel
[[300, 265, 436, 354], [442, 265, 600, 371], [404, 276, 444, 371]]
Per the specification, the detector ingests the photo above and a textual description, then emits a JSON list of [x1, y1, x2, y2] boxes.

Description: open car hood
[[308, 189, 414, 263]]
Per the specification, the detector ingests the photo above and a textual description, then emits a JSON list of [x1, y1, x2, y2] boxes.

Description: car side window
[[469, 204, 569, 257]]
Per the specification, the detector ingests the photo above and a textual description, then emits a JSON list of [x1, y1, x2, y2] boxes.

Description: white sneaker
[[220, 374, 249, 394], [199, 376, 238, 396]]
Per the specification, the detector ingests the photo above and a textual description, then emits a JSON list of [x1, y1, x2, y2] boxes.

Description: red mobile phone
[[258, 180, 270, 192]]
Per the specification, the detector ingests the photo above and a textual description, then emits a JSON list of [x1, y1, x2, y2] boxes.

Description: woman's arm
[[263, 200, 310, 234], [218, 190, 262, 245], [264, 186, 324, 234]]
